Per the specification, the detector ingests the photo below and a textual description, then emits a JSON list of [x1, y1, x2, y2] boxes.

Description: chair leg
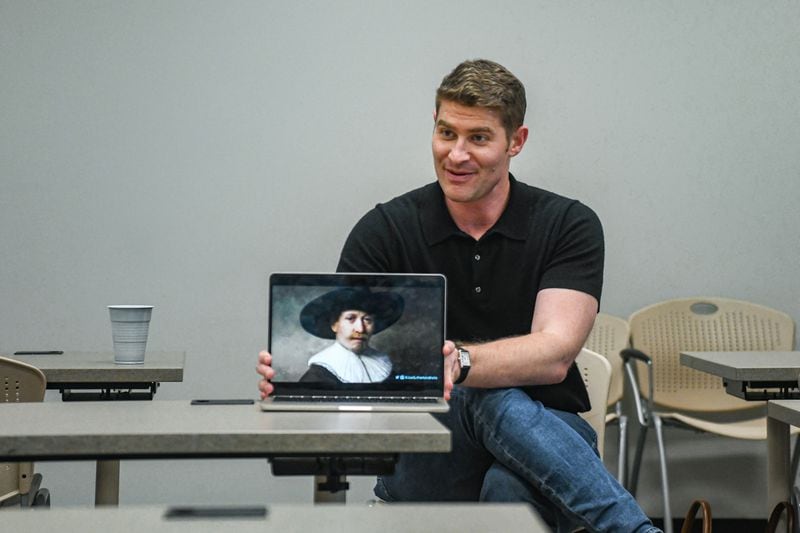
[[618, 414, 629, 487], [790, 434, 800, 490], [791, 436, 800, 533], [654, 416, 672, 533], [629, 422, 649, 496], [33, 488, 50, 507], [20, 473, 43, 507]]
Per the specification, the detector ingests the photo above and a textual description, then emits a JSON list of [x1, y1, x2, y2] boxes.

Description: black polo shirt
[[336, 175, 604, 412]]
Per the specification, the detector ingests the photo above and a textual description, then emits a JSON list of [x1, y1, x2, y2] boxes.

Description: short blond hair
[[435, 59, 527, 139]]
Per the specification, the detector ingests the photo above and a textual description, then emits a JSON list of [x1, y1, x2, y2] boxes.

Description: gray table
[[680, 351, 800, 516], [9, 351, 185, 400], [0, 503, 545, 532], [0, 400, 450, 506], [680, 351, 800, 400], [7, 350, 186, 505]]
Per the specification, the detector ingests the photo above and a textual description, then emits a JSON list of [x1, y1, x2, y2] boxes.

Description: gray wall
[[2, 0, 798, 520]]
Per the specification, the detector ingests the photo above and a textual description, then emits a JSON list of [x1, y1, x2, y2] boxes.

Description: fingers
[[443, 380, 453, 401], [442, 341, 457, 357], [256, 350, 274, 378], [257, 377, 274, 400], [258, 350, 272, 366], [256, 350, 275, 399]]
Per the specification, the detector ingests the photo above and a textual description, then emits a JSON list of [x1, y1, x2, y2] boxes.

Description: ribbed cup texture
[[109, 307, 152, 364]]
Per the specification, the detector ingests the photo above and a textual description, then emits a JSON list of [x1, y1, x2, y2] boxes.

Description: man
[[258, 59, 659, 532], [298, 287, 403, 383]]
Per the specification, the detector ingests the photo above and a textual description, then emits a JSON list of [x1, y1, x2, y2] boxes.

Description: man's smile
[[444, 167, 477, 181]]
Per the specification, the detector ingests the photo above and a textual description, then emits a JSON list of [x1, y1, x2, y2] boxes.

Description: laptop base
[[259, 397, 449, 413]]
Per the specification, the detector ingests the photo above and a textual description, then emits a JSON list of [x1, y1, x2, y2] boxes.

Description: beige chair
[[575, 348, 613, 459], [622, 297, 796, 533], [0, 356, 50, 508], [583, 313, 630, 482]]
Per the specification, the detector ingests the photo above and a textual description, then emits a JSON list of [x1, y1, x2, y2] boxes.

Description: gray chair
[[1, 355, 51, 508]]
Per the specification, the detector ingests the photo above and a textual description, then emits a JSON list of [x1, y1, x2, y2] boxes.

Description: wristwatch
[[454, 346, 471, 385]]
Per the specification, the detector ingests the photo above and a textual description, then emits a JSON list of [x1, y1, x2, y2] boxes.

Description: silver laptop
[[260, 272, 449, 412]]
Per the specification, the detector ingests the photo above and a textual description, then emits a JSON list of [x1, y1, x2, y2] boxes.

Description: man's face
[[432, 100, 527, 206], [331, 309, 375, 354]]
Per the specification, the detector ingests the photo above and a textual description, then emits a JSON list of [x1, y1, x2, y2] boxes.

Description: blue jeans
[[375, 387, 660, 533]]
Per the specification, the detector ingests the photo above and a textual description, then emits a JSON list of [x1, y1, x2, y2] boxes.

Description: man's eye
[[472, 135, 488, 143], [439, 129, 455, 138]]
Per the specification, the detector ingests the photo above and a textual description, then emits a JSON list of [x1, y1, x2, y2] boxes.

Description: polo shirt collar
[[421, 174, 529, 245]]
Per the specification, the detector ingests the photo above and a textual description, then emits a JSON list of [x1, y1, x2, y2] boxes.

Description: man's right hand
[[256, 350, 275, 399]]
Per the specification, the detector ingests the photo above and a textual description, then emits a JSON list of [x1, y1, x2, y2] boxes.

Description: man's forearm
[[460, 331, 580, 388], [456, 288, 598, 388]]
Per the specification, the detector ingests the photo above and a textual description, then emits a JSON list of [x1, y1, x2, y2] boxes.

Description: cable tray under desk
[[724, 379, 800, 401], [57, 381, 159, 401]]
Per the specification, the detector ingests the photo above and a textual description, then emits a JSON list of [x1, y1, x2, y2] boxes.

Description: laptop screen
[[268, 273, 446, 397]]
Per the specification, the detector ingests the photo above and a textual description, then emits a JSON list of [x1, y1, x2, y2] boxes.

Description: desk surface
[[8, 351, 185, 384], [0, 400, 451, 460], [1, 503, 545, 532], [768, 400, 800, 427], [680, 351, 800, 381]]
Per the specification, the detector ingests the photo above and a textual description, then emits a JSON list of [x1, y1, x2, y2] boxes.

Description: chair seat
[[661, 412, 800, 440]]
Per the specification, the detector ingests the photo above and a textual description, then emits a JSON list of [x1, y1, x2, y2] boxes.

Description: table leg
[[767, 416, 790, 515], [314, 475, 346, 503], [95, 460, 120, 506]]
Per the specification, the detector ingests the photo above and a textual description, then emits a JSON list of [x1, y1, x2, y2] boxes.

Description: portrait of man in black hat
[[298, 287, 404, 383]]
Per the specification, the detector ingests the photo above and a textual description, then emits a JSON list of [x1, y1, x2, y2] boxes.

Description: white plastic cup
[[108, 305, 153, 364]]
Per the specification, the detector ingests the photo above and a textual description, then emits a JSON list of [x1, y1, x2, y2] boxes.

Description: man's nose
[[448, 140, 469, 164], [354, 318, 366, 332]]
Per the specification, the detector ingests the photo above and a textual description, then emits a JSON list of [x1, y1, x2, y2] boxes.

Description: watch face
[[458, 349, 470, 367]]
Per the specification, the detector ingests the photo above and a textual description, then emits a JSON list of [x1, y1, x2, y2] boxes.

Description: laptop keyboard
[[273, 395, 440, 403]]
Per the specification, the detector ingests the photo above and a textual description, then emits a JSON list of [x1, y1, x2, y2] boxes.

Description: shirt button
[[474, 286, 482, 293], [474, 254, 481, 261]]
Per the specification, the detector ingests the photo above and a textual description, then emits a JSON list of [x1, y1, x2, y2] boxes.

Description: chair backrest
[[1, 356, 46, 403], [576, 348, 613, 458], [628, 297, 796, 412], [584, 313, 630, 407], [1, 356, 47, 502]]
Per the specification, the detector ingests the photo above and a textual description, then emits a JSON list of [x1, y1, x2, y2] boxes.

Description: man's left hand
[[442, 340, 458, 400]]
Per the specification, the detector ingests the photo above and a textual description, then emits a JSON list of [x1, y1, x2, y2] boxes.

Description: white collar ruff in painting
[[307, 342, 392, 383]]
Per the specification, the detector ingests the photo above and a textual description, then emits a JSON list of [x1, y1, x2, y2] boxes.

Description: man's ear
[[508, 125, 529, 157]]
